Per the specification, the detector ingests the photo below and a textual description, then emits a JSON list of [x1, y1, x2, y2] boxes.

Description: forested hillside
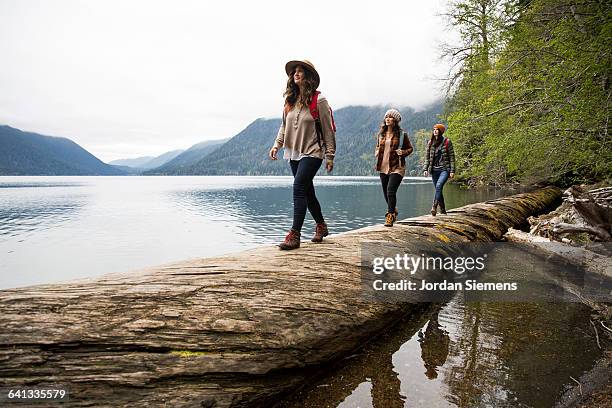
[[441, 0, 611, 186], [0, 125, 125, 176]]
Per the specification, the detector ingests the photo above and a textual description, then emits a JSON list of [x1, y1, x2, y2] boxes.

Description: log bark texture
[[0, 187, 561, 407]]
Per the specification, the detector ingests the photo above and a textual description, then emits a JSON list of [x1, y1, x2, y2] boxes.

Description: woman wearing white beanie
[[374, 108, 413, 227]]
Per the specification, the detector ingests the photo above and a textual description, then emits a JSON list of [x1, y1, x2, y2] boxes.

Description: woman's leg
[[386, 173, 403, 213], [380, 173, 390, 205], [431, 170, 439, 203], [305, 177, 324, 224], [290, 157, 323, 232], [434, 170, 449, 203]]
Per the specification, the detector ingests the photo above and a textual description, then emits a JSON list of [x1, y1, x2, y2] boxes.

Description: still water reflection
[[0, 176, 508, 290], [277, 246, 604, 408]]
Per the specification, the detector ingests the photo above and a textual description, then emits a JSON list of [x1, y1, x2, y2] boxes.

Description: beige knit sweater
[[273, 96, 336, 160]]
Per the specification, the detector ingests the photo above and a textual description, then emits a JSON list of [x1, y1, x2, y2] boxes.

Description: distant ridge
[[0, 125, 125, 176], [110, 150, 185, 171], [144, 138, 229, 175], [109, 156, 155, 168]]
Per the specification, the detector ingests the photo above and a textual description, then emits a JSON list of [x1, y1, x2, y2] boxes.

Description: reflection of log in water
[[0, 187, 561, 407]]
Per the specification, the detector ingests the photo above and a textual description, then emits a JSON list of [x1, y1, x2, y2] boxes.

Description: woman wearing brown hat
[[268, 60, 336, 250], [423, 124, 455, 216], [374, 108, 413, 227]]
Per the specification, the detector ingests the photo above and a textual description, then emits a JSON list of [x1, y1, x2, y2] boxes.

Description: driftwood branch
[[590, 320, 602, 349], [529, 186, 612, 243], [553, 223, 612, 241]]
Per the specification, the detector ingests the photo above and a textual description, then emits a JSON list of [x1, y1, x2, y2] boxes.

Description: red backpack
[[428, 137, 450, 153], [284, 91, 337, 147]]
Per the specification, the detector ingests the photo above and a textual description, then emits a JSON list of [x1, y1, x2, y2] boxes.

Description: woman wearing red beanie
[[423, 124, 455, 216]]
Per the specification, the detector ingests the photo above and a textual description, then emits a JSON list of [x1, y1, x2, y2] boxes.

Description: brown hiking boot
[[431, 200, 438, 216], [278, 229, 300, 250], [439, 202, 447, 215], [384, 211, 396, 227], [311, 222, 329, 243]]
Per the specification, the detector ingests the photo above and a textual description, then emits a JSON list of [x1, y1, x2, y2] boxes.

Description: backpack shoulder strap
[[309, 91, 322, 147], [309, 91, 320, 119], [444, 137, 449, 152]]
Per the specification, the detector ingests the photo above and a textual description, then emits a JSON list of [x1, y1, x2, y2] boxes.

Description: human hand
[[269, 147, 278, 160], [326, 159, 334, 173], [450, 172, 455, 179], [395, 149, 403, 156], [424, 170, 429, 177]]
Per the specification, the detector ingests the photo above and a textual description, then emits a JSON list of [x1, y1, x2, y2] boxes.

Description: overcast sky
[[0, 0, 454, 162]]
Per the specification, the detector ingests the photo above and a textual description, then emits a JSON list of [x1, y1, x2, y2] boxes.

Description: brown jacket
[[375, 130, 413, 172]]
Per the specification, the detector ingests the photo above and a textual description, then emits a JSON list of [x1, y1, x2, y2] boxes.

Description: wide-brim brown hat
[[285, 59, 320, 89]]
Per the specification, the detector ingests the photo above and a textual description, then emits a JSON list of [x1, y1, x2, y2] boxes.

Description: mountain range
[[144, 139, 229, 175], [170, 102, 443, 176], [109, 150, 184, 170], [0, 125, 124, 176], [0, 101, 443, 176]]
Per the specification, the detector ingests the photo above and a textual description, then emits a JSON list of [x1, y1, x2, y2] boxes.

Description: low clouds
[[0, 0, 452, 161]]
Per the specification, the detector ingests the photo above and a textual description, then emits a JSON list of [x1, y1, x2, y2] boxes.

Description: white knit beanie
[[384, 108, 401, 123]]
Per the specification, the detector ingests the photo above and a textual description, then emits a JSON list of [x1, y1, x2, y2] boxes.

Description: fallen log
[[0, 186, 561, 407]]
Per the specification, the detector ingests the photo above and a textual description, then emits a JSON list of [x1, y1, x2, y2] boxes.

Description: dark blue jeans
[[379, 173, 403, 213], [290, 157, 324, 232], [431, 169, 449, 206]]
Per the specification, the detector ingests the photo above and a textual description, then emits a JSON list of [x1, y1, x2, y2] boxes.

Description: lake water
[[0, 176, 508, 290]]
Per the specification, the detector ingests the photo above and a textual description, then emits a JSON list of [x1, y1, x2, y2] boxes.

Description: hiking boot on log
[[431, 200, 438, 216], [384, 211, 396, 227], [439, 202, 447, 215], [279, 229, 300, 250], [311, 222, 329, 243]]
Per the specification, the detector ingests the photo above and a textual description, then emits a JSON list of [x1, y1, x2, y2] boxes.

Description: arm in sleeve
[[448, 140, 456, 173], [318, 98, 336, 160], [401, 132, 413, 156], [273, 111, 286, 149], [423, 142, 431, 172]]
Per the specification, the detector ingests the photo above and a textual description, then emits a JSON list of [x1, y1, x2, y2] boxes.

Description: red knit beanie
[[433, 124, 446, 134]]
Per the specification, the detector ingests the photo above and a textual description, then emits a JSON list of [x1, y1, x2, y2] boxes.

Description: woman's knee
[[293, 180, 307, 197]]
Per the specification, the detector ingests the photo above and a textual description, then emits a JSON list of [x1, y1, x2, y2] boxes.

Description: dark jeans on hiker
[[431, 169, 449, 206], [290, 157, 324, 232], [380, 173, 403, 213]]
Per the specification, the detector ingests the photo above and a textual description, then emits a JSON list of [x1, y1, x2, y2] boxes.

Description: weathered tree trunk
[[0, 187, 561, 407]]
